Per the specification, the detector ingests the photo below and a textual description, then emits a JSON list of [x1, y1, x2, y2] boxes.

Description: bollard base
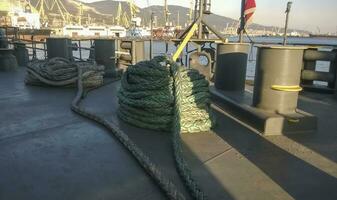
[[210, 86, 317, 135]]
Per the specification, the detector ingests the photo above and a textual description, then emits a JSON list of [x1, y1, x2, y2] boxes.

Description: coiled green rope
[[118, 56, 212, 133], [71, 67, 187, 200], [28, 59, 187, 199], [118, 56, 213, 199], [29, 56, 212, 200], [25, 57, 104, 87]]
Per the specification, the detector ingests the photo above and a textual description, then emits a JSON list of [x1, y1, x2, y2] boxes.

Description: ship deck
[[0, 67, 336, 200]]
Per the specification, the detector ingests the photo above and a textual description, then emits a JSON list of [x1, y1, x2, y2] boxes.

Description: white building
[[87, 26, 108, 37], [62, 25, 127, 38], [108, 26, 126, 37], [62, 25, 86, 37], [9, 9, 41, 29]]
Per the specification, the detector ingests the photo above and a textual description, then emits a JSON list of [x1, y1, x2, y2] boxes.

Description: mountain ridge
[[29, 0, 307, 33], [85, 0, 306, 33]]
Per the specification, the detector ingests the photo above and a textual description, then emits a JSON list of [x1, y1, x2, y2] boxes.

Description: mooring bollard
[[301, 48, 337, 93], [46, 38, 73, 60], [210, 44, 317, 135], [214, 43, 250, 92], [13, 42, 29, 66], [0, 49, 18, 71], [0, 29, 8, 49], [333, 49, 337, 99], [329, 49, 337, 90], [253, 45, 307, 114], [118, 40, 145, 67], [301, 48, 317, 86], [94, 39, 116, 77]]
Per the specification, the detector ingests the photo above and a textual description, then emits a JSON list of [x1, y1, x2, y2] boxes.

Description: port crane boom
[[115, 2, 122, 26]]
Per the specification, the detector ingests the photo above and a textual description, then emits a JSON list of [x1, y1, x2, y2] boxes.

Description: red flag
[[244, 0, 256, 24]]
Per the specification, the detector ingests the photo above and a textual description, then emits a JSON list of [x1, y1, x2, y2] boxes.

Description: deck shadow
[[114, 113, 235, 200], [284, 93, 337, 163], [212, 107, 337, 200], [180, 135, 235, 200], [83, 80, 235, 199]]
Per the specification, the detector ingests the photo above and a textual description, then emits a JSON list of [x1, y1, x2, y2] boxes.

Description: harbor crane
[[164, 0, 171, 26], [128, 0, 139, 19], [33, 0, 75, 26], [115, 2, 122, 26], [187, 0, 194, 25]]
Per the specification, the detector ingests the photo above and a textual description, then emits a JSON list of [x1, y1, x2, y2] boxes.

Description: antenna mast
[[283, 1, 293, 45], [164, 0, 170, 26]]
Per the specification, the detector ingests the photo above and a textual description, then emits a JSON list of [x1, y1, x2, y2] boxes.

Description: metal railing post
[[329, 49, 337, 89], [32, 39, 37, 59], [44, 42, 47, 59], [79, 40, 82, 60]]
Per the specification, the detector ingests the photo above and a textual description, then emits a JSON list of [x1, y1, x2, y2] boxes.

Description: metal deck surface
[[0, 68, 337, 200]]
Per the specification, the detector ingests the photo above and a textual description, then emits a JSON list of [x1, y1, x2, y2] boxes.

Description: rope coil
[[118, 56, 213, 199], [25, 57, 104, 88], [118, 56, 213, 134], [27, 57, 212, 200], [71, 67, 187, 200]]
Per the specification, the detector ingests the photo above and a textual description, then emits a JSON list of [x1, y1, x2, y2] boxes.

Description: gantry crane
[[33, 0, 72, 25], [188, 0, 194, 25], [122, 12, 130, 27], [78, 2, 83, 25], [164, 0, 170, 26], [128, 0, 139, 19], [35, 0, 49, 21], [115, 2, 122, 26]]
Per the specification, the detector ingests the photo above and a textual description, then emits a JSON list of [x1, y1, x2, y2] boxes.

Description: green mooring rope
[[118, 56, 213, 199], [118, 56, 212, 133], [29, 57, 212, 200], [25, 57, 104, 87], [72, 67, 187, 200], [28, 59, 187, 200]]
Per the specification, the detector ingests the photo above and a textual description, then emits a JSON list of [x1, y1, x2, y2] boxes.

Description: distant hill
[[85, 1, 239, 30], [86, 1, 305, 33], [140, 5, 238, 29], [85, 0, 130, 15], [29, 0, 115, 25]]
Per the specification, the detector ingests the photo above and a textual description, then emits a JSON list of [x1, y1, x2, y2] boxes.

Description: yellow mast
[[78, 2, 83, 25], [122, 12, 130, 27], [127, 0, 139, 19], [116, 2, 122, 25], [188, 0, 194, 24], [164, 0, 170, 26]]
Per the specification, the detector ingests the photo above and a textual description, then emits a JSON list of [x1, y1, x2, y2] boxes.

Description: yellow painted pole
[[172, 23, 198, 62]]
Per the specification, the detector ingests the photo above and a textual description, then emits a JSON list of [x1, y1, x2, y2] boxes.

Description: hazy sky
[[80, 0, 337, 33]]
